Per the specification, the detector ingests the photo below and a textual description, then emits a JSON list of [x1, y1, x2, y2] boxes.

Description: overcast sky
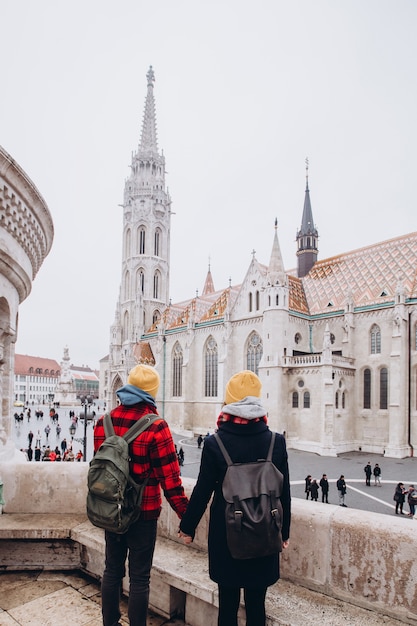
[[2, 0, 416, 369]]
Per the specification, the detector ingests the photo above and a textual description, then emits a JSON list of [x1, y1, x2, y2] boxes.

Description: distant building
[[14, 354, 60, 405], [14, 352, 99, 407]]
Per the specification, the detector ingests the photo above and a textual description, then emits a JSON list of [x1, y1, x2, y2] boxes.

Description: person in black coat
[[179, 370, 291, 626], [319, 473, 329, 503]]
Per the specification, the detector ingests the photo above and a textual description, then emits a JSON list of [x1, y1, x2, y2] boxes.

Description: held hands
[[282, 539, 290, 550], [178, 530, 193, 545]]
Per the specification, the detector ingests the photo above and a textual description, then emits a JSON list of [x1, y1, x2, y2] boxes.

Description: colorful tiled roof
[[301, 232, 417, 314]]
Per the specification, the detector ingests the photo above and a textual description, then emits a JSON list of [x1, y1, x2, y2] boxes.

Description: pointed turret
[[202, 261, 215, 296], [139, 66, 158, 154], [296, 158, 319, 277], [267, 218, 287, 286]]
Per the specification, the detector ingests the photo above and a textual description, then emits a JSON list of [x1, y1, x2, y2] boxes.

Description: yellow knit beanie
[[127, 364, 160, 399], [225, 370, 262, 404]]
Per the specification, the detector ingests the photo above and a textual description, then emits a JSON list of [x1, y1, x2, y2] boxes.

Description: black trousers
[[218, 584, 267, 626]]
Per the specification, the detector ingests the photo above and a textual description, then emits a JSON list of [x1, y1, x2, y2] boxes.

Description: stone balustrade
[[0, 462, 416, 624]]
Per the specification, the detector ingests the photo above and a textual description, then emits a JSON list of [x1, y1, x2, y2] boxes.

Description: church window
[[292, 391, 299, 408], [125, 228, 131, 258], [380, 367, 388, 410], [335, 392, 339, 409], [172, 343, 183, 397], [363, 368, 371, 409], [204, 336, 218, 397], [298, 379, 304, 387], [330, 333, 335, 344], [249, 292, 253, 312], [342, 392, 346, 409], [152, 310, 160, 325], [256, 291, 260, 310], [123, 310, 129, 343], [247, 332, 263, 375], [124, 271, 130, 300], [370, 324, 381, 354], [137, 269, 144, 294], [276, 294, 279, 306], [139, 227, 146, 254], [303, 391, 311, 408], [268, 295, 271, 306], [154, 229, 160, 256], [294, 333, 301, 344], [153, 271, 160, 299]]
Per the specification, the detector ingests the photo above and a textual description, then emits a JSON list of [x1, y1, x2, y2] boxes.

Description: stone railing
[[0, 462, 416, 624]]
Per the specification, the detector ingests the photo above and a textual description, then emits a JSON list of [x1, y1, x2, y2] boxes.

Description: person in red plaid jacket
[[94, 364, 188, 626]]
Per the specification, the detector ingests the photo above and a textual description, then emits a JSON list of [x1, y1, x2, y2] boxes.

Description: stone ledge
[[0, 513, 88, 539]]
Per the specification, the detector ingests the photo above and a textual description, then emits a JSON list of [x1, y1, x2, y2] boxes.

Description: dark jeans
[[101, 518, 157, 626], [218, 585, 267, 626]]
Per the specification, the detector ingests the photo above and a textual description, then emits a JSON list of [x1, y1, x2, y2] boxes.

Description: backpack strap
[[103, 413, 160, 444], [103, 413, 115, 439], [267, 432, 276, 461], [214, 432, 233, 465], [123, 414, 160, 444]]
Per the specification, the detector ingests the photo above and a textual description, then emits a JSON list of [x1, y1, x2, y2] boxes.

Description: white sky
[[2, 0, 416, 369]]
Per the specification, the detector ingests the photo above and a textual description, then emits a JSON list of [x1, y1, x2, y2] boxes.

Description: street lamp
[[80, 395, 94, 461], [69, 423, 76, 440]]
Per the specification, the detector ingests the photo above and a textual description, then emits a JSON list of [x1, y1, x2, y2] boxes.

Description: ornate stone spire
[[296, 158, 319, 277], [202, 260, 215, 295], [267, 218, 286, 285], [139, 66, 158, 153]]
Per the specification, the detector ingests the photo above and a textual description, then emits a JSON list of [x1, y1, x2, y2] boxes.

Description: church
[[104, 67, 417, 459]]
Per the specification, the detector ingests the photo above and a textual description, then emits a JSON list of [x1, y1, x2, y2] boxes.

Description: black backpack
[[214, 431, 284, 560], [86, 413, 159, 533]]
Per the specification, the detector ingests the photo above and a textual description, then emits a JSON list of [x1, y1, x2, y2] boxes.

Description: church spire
[[202, 259, 215, 295], [139, 66, 158, 154], [296, 158, 319, 277], [267, 218, 286, 285]]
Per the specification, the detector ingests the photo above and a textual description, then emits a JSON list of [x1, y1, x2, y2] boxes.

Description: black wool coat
[[179, 419, 291, 588]]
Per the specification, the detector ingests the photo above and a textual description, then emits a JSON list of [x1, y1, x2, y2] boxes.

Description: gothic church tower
[[296, 159, 318, 277], [108, 67, 171, 395]]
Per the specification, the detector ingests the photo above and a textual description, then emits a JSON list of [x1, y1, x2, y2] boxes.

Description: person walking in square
[[364, 462, 372, 486], [394, 482, 406, 515], [373, 463, 381, 486], [319, 474, 329, 503], [337, 475, 347, 507], [309, 478, 319, 501], [305, 474, 312, 500], [407, 485, 417, 518]]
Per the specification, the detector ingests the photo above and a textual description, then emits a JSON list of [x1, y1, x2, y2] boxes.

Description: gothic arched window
[[123, 310, 129, 343], [246, 332, 263, 375], [172, 342, 183, 397], [249, 292, 253, 312], [292, 391, 299, 408], [138, 227, 146, 254], [152, 310, 161, 325], [204, 336, 218, 397], [303, 391, 311, 409], [137, 269, 144, 294], [380, 367, 388, 410], [153, 271, 160, 299], [124, 271, 130, 300], [370, 324, 381, 354], [363, 368, 371, 409], [154, 229, 161, 256], [125, 228, 131, 258], [256, 290, 260, 311]]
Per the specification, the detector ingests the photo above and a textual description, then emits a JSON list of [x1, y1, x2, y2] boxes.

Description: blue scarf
[[116, 384, 157, 409]]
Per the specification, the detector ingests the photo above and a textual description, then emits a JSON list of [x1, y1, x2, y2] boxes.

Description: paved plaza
[[11, 404, 417, 519]]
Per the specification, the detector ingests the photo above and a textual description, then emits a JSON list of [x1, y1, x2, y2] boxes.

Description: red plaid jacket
[[93, 404, 188, 520]]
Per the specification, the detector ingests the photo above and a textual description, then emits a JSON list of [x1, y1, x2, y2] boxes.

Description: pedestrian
[[373, 463, 381, 486], [178, 446, 184, 466], [28, 430, 34, 446], [319, 474, 329, 503], [94, 364, 188, 626], [309, 478, 319, 501], [34, 446, 41, 462], [76, 450, 83, 462], [44, 424, 51, 441], [56, 424, 61, 437], [337, 474, 347, 507], [27, 445, 33, 462], [60, 438, 67, 455], [305, 474, 312, 500], [407, 485, 417, 518], [393, 482, 406, 515], [178, 370, 291, 626], [197, 434, 203, 449], [364, 462, 372, 486]]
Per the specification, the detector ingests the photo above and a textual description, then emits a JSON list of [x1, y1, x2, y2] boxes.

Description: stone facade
[[106, 69, 417, 459], [0, 144, 53, 460]]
